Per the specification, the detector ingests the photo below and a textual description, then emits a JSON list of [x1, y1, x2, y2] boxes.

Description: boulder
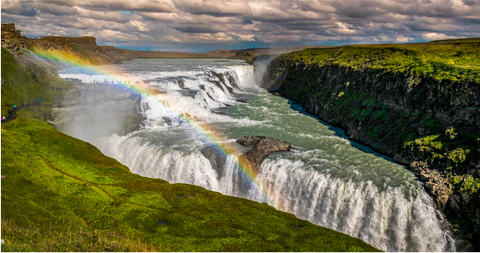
[[410, 161, 453, 210], [237, 136, 291, 174]]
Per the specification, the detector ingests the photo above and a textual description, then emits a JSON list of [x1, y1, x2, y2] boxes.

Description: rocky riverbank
[[259, 42, 480, 250]]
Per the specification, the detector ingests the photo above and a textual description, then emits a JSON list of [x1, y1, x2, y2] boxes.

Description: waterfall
[[95, 133, 455, 252], [57, 59, 456, 252], [257, 159, 455, 252]]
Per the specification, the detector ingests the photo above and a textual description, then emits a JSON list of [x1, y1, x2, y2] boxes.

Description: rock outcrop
[[41, 36, 97, 45], [410, 161, 453, 210], [31, 35, 126, 66], [1, 23, 32, 50], [237, 136, 291, 174], [0, 24, 133, 66]]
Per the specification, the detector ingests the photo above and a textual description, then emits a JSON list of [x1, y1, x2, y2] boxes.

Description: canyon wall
[[260, 43, 480, 249]]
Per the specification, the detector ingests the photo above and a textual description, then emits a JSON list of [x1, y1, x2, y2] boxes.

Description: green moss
[[447, 148, 470, 164], [374, 110, 389, 120], [368, 126, 382, 139], [419, 116, 442, 132], [461, 176, 480, 194], [445, 126, 457, 140]]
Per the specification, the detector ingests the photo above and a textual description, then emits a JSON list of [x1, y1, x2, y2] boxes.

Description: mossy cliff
[[1, 34, 379, 251], [261, 39, 480, 249]]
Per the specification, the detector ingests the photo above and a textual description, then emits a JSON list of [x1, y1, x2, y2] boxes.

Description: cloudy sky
[[2, 0, 480, 52]]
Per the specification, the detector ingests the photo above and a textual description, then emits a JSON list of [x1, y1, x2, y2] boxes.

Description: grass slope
[[1, 48, 70, 117], [291, 38, 480, 82], [1, 48, 379, 251], [1, 116, 379, 252]]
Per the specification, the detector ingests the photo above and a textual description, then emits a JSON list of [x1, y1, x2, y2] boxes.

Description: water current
[[58, 58, 455, 251]]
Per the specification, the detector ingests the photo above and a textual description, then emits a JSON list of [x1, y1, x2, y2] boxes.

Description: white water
[[59, 59, 455, 251]]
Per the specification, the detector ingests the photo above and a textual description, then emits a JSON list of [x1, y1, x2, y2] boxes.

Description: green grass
[[1, 116, 380, 252], [287, 39, 480, 82], [1, 48, 70, 117]]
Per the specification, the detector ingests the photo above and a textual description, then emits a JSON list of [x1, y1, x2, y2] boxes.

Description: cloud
[[232, 33, 255, 42], [75, 7, 128, 22], [394, 34, 413, 43], [174, 0, 251, 16], [329, 22, 360, 35], [2, 0, 479, 52], [80, 29, 139, 42], [168, 24, 225, 33], [33, 2, 79, 16], [422, 32, 457, 40], [130, 20, 150, 32], [80, 0, 176, 13]]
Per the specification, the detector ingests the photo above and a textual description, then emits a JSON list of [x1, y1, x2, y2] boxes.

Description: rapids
[[58, 58, 455, 251]]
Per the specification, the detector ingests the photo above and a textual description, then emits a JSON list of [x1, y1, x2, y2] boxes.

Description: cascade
[[58, 59, 455, 252]]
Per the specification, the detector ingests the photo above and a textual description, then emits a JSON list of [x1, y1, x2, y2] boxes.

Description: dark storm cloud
[[35, 2, 80, 16], [168, 24, 226, 33], [173, 0, 251, 17], [19, 6, 38, 16], [2, 1, 37, 16], [1, 0, 479, 52], [79, 0, 176, 13], [328, 1, 386, 19], [462, 0, 477, 6]]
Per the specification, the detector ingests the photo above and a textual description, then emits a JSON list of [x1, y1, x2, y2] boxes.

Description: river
[[58, 58, 455, 251]]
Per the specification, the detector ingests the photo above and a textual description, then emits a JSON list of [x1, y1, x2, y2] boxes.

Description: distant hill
[[1, 23, 326, 66]]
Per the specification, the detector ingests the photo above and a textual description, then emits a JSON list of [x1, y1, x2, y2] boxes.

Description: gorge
[[55, 57, 456, 252], [2, 23, 479, 252]]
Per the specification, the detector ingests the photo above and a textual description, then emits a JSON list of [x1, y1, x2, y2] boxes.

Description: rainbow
[[32, 48, 276, 205]]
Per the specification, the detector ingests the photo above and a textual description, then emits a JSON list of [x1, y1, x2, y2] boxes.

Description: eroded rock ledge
[[410, 161, 453, 210], [237, 136, 291, 174]]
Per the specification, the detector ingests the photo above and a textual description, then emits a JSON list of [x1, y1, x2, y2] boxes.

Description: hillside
[[261, 38, 480, 249], [1, 117, 378, 252], [1, 28, 379, 251]]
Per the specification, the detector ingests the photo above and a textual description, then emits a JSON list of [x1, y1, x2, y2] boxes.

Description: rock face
[[41, 36, 97, 45], [32, 35, 126, 66], [0, 24, 132, 66], [410, 161, 453, 210], [237, 136, 291, 174], [1, 23, 32, 50], [259, 54, 480, 249]]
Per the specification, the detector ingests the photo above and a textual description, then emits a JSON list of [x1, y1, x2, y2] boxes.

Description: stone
[[410, 161, 453, 210], [1, 23, 32, 50], [237, 136, 291, 174]]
